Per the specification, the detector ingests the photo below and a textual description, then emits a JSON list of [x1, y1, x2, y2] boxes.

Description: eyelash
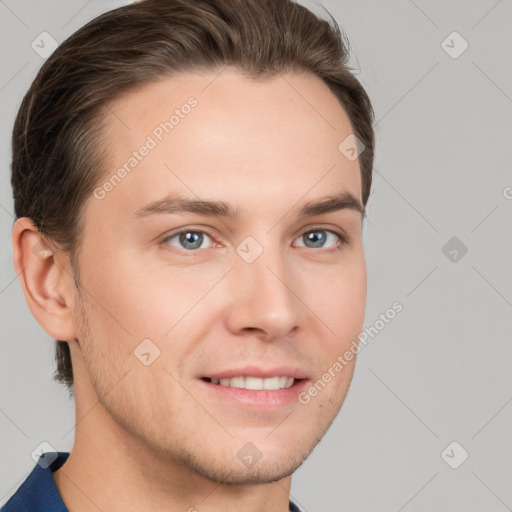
[[160, 226, 350, 255]]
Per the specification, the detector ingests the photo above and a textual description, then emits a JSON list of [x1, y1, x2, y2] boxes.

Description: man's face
[[72, 68, 366, 483]]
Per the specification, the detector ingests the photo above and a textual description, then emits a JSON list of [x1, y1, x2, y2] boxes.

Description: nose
[[224, 241, 302, 341]]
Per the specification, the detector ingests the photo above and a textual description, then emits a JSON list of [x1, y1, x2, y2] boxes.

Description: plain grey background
[[1, 1, 511, 511]]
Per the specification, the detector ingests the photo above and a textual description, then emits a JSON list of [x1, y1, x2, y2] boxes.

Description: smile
[[202, 376, 295, 390]]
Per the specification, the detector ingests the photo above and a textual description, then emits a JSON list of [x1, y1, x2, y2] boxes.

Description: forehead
[[89, 68, 362, 225]]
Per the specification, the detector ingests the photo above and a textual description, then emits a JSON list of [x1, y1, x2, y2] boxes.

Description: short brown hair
[[11, 0, 375, 396]]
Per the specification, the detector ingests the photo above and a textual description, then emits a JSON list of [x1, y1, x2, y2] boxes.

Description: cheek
[[306, 253, 366, 339], [78, 245, 175, 339], [73, 295, 130, 400]]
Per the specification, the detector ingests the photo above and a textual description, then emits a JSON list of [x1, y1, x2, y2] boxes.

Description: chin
[[187, 455, 307, 485], [152, 435, 314, 485]]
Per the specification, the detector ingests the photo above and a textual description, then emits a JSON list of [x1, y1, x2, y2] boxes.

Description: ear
[[12, 217, 78, 341]]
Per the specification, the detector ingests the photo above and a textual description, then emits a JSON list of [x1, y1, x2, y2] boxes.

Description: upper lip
[[201, 365, 309, 380]]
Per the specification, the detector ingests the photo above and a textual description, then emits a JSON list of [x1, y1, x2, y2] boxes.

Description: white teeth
[[263, 376, 280, 390], [245, 377, 263, 390], [210, 376, 296, 390], [229, 376, 245, 388]]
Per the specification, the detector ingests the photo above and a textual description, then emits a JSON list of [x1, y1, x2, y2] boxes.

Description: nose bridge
[[226, 232, 301, 338]]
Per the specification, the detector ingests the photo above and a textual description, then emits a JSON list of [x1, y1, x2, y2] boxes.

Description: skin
[[12, 68, 367, 512]]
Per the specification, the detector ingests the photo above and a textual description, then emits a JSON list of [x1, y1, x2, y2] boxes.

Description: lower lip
[[198, 378, 309, 410]]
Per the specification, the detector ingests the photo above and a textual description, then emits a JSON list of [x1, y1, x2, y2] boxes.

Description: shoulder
[[1, 452, 70, 512]]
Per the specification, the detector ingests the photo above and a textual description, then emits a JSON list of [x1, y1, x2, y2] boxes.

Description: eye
[[162, 230, 214, 252], [293, 228, 348, 252]]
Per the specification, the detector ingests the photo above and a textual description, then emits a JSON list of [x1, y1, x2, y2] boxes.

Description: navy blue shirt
[[2, 452, 69, 512], [2, 452, 304, 511]]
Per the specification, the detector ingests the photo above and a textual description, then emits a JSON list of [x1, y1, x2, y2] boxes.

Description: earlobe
[[11, 217, 77, 341]]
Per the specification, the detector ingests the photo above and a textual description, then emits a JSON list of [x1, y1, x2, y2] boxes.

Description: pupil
[[181, 231, 202, 249], [307, 231, 325, 248]]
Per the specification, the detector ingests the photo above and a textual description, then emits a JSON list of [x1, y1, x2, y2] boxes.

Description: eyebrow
[[132, 191, 365, 220]]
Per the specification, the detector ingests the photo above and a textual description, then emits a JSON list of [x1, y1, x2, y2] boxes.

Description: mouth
[[198, 373, 309, 410], [201, 375, 300, 391]]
